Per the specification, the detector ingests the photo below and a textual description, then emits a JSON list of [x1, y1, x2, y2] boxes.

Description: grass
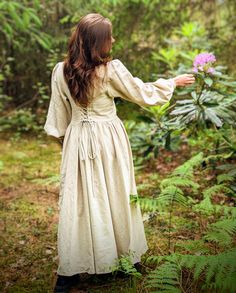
[[0, 136, 62, 292]]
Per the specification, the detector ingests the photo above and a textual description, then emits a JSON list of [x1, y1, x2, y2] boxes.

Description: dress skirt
[[56, 115, 149, 275]]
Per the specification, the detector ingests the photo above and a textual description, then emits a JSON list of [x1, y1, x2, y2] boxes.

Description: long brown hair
[[63, 13, 113, 107]]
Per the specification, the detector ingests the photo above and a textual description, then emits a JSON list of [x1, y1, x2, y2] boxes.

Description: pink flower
[[192, 52, 216, 74]]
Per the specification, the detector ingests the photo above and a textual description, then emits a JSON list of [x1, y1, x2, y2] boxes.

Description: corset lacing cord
[[79, 106, 99, 160]]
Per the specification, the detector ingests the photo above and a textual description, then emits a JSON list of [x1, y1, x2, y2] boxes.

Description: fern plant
[[193, 183, 234, 216], [109, 250, 142, 279], [203, 218, 236, 247], [133, 152, 204, 252], [145, 248, 236, 293], [134, 152, 204, 212], [179, 248, 236, 293]]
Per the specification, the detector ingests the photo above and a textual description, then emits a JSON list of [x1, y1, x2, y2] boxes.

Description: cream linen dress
[[44, 58, 176, 276]]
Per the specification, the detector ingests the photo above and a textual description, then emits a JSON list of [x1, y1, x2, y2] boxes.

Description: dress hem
[[56, 246, 149, 276]]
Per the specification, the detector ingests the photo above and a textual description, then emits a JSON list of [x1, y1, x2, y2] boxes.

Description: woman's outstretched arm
[[108, 59, 195, 107]]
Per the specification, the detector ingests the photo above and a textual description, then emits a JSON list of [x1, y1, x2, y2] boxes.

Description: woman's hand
[[173, 74, 195, 87]]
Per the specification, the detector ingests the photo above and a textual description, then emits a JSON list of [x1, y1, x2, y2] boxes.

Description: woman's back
[[45, 58, 176, 140], [55, 60, 118, 121]]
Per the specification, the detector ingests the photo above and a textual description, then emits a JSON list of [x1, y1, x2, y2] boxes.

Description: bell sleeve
[[108, 59, 176, 107], [44, 62, 72, 141]]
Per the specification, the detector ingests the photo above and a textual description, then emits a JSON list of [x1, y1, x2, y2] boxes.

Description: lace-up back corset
[[68, 95, 119, 160], [70, 94, 118, 123]]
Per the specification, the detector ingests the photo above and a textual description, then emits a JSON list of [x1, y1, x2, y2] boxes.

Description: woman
[[44, 13, 195, 293]]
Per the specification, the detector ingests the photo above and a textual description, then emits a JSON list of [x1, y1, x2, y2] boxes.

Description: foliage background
[[0, 1, 236, 292], [1, 0, 236, 128]]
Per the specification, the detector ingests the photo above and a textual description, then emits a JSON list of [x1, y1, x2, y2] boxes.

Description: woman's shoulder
[[93, 59, 123, 81], [51, 61, 64, 77], [51, 61, 68, 91], [107, 58, 124, 68], [55, 61, 65, 74], [106, 58, 128, 79]]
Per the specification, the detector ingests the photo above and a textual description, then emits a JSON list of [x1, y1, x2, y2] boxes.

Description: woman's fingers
[[184, 81, 195, 85], [173, 74, 196, 87], [184, 75, 195, 84], [185, 75, 195, 79], [181, 74, 195, 78]]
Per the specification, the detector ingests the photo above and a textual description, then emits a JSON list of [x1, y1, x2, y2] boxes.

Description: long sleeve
[[44, 62, 72, 139], [107, 59, 176, 107]]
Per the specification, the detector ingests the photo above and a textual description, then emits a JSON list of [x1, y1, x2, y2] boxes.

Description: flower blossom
[[192, 52, 216, 74]]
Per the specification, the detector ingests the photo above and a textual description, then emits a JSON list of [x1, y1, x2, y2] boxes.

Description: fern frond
[[219, 205, 236, 218], [220, 273, 236, 293], [193, 255, 208, 280], [158, 186, 188, 207], [178, 254, 200, 270], [145, 249, 236, 292], [204, 231, 232, 246], [134, 197, 159, 212], [145, 261, 181, 293], [137, 183, 154, 192], [210, 218, 236, 235], [178, 248, 236, 292], [175, 239, 210, 254], [204, 219, 236, 246], [145, 255, 165, 265], [204, 152, 234, 163], [111, 251, 142, 278], [160, 177, 199, 191], [119, 256, 142, 278], [171, 152, 204, 179], [193, 197, 215, 215], [217, 173, 235, 184], [203, 184, 234, 199]]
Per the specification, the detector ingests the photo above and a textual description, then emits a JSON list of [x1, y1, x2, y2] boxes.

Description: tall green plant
[[170, 56, 236, 132]]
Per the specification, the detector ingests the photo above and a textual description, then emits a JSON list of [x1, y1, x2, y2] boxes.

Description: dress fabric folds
[[44, 59, 176, 275]]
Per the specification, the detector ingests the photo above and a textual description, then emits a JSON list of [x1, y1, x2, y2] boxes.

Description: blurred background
[[0, 1, 236, 292]]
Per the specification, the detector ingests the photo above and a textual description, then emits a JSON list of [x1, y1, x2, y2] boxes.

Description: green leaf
[[218, 80, 236, 87], [3, 22, 14, 36], [205, 108, 223, 127], [191, 91, 197, 100], [8, 2, 26, 31], [27, 8, 42, 27], [22, 10, 30, 28], [204, 77, 213, 87]]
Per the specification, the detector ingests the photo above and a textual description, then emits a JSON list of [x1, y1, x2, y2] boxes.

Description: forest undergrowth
[[1, 135, 235, 293]]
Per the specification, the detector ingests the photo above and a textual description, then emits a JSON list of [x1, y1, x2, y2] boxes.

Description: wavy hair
[[63, 13, 113, 107]]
